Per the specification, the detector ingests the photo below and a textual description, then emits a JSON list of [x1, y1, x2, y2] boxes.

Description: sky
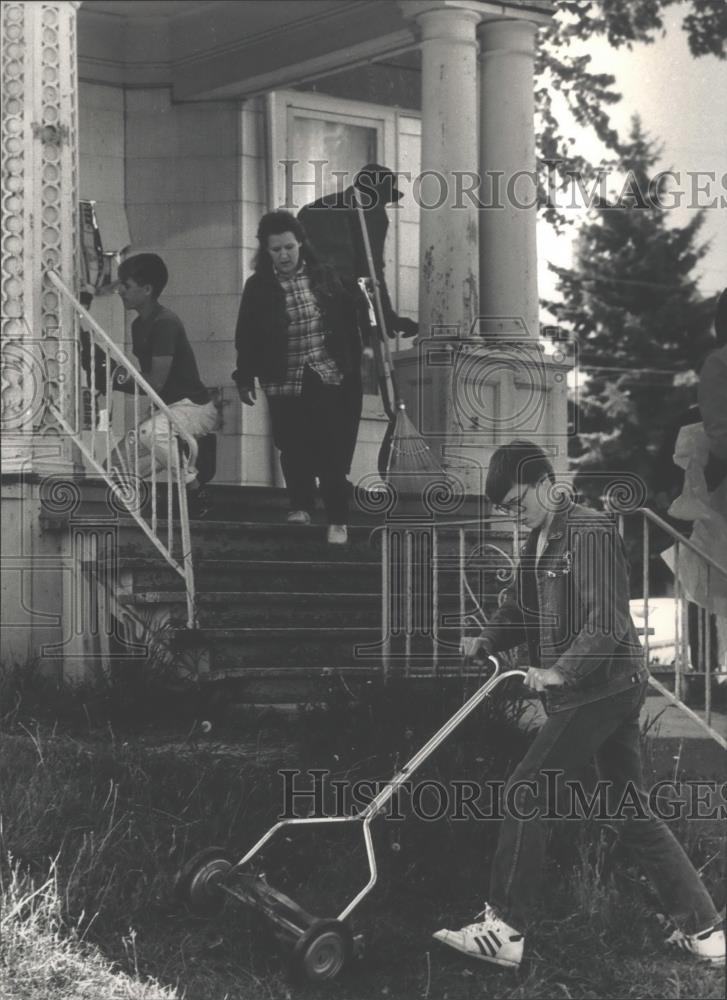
[[537, 1, 727, 310]]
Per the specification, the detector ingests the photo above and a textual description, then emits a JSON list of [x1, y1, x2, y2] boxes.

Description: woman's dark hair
[[485, 440, 556, 505], [118, 253, 168, 298], [253, 210, 321, 277]]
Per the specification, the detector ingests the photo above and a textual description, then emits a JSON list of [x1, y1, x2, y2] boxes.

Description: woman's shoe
[[287, 510, 312, 525], [326, 524, 348, 545]]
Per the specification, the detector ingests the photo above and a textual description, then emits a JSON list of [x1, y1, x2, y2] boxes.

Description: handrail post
[[705, 565, 712, 728], [459, 527, 465, 650], [674, 543, 682, 703], [382, 526, 390, 678], [642, 516, 650, 672], [432, 526, 439, 673], [405, 531, 413, 675]]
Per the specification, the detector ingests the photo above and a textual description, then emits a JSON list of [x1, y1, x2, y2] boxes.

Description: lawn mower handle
[[229, 658, 526, 923], [359, 658, 526, 821], [338, 657, 526, 921]]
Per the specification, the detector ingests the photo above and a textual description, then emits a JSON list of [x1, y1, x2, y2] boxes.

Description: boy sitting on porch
[[109, 253, 218, 518]]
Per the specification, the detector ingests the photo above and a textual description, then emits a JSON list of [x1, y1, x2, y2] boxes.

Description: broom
[[354, 197, 446, 499]]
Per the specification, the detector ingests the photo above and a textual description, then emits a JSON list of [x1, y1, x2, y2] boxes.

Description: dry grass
[[0, 667, 724, 999], [0, 859, 178, 1000]]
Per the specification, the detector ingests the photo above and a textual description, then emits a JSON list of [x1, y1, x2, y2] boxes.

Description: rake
[[354, 198, 445, 498]]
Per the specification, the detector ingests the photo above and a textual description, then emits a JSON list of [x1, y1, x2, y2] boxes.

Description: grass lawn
[[1, 676, 724, 1000]]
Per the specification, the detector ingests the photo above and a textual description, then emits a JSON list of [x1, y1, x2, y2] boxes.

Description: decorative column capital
[[399, 0, 554, 29], [477, 16, 538, 55], [399, 1, 486, 36]]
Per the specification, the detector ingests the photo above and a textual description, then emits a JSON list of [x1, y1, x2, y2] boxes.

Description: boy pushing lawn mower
[[434, 441, 725, 970]]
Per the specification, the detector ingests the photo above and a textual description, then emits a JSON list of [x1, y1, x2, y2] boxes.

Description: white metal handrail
[[618, 506, 727, 747], [47, 270, 197, 628]]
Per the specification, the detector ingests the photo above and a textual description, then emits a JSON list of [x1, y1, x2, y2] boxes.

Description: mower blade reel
[[221, 872, 316, 942]]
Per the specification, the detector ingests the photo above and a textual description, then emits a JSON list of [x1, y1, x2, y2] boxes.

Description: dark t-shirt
[[131, 304, 209, 405]]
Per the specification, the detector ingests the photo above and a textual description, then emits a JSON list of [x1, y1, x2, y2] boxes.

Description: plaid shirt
[[261, 265, 343, 396]]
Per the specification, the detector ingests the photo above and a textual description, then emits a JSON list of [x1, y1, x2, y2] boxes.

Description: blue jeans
[[490, 682, 720, 935]]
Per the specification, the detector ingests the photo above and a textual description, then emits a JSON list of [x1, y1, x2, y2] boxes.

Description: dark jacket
[[231, 264, 359, 390], [298, 188, 404, 337], [698, 345, 727, 492], [480, 503, 648, 713]]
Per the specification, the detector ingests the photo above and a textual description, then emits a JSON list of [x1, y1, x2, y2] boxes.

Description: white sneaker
[[326, 524, 348, 545], [433, 903, 524, 968], [663, 919, 725, 967], [287, 510, 311, 525]]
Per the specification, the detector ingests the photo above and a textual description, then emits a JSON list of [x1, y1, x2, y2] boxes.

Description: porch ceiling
[[82, 1, 210, 17], [79, 0, 418, 99], [79, 1, 553, 100]]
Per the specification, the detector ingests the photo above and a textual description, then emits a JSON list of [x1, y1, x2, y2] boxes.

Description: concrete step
[[170, 625, 385, 672], [48, 517, 383, 561], [85, 556, 383, 593], [199, 485, 387, 525], [121, 590, 382, 627], [171, 625, 464, 671], [43, 478, 517, 703]]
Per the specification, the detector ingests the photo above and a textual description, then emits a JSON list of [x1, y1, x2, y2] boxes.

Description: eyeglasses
[[494, 486, 530, 516]]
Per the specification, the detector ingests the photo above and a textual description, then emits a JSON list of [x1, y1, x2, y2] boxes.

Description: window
[[287, 113, 378, 204], [269, 91, 405, 402]]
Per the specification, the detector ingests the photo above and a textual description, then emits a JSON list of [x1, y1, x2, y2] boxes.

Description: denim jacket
[[480, 503, 649, 713]]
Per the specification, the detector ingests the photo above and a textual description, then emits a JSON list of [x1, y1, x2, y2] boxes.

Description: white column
[[413, 3, 480, 333], [397, 1, 480, 464], [1, 0, 81, 473], [478, 18, 539, 340]]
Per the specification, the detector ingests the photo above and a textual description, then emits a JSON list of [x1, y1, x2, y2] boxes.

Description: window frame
[[267, 90, 403, 414]]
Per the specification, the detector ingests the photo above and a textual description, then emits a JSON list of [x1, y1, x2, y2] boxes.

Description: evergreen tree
[[545, 116, 718, 512]]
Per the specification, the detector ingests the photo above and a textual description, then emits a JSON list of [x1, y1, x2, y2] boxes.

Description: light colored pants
[[115, 398, 218, 486]]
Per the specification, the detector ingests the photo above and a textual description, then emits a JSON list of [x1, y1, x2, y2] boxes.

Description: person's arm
[[699, 349, 727, 462], [144, 355, 173, 394], [375, 271, 418, 339], [112, 317, 175, 396], [231, 279, 258, 405], [461, 566, 528, 660], [547, 519, 638, 685]]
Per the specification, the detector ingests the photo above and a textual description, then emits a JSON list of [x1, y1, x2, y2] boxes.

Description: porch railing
[[374, 508, 726, 748], [369, 515, 520, 678], [616, 506, 726, 748], [47, 270, 197, 628]]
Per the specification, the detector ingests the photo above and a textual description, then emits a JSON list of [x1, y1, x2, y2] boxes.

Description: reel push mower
[[175, 657, 525, 983]]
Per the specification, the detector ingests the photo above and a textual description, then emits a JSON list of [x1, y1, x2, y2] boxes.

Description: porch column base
[[0, 473, 106, 685], [394, 337, 571, 494]]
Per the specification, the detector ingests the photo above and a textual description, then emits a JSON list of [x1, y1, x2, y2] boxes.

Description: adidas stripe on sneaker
[[663, 922, 725, 967], [433, 903, 524, 969]]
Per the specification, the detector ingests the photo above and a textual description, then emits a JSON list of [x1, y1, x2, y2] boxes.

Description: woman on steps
[[232, 211, 360, 545]]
